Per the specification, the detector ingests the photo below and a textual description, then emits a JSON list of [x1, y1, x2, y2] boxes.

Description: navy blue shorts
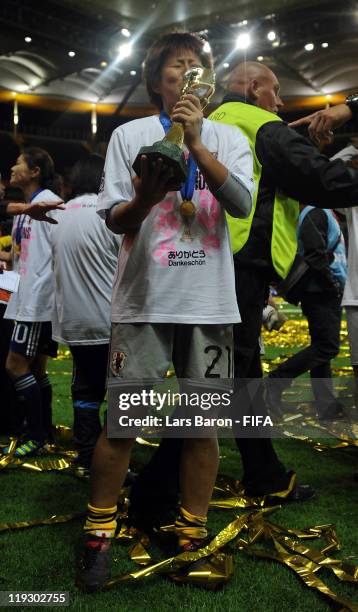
[[10, 321, 58, 359]]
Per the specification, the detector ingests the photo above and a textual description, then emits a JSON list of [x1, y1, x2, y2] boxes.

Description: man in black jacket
[[266, 205, 346, 421], [128, 62, 358, 523]]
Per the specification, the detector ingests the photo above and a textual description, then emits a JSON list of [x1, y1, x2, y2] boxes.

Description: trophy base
[[132, 140, 188, 185]]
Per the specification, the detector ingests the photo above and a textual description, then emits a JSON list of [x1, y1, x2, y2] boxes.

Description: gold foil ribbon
[[53, 424, 73, 441], [1, 419, 357, 605], [18, 458, 72, 471], [242, 522, 358, 612], [135, 437, 159, 448], [0, 428, 76, 473], [129, 539, 152, 566], [210, 472, 296, 510], [0, 450, 72, 472], [280, 415, 358, 451], [0, 438, 17, 470], [0, 474, 356, 607], [0, 512, 84, 533], [104, 513, 249, 589], [103, 509, 358, 608]]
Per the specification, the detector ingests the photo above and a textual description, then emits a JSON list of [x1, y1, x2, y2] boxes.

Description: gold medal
[[180, 200, 196, 241], [180, 200, 196, 218]]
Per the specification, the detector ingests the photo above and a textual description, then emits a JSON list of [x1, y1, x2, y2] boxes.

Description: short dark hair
[[143, 32, 213, 110], [23, 147, 55, 190], [52, 173, 65, 199], [70, 154, 105, 197]]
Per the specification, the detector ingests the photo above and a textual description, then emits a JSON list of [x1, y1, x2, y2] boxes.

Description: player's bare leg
[[175, 437, 219, 550]]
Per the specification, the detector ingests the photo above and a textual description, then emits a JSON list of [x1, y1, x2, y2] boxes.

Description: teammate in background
[[76, 32, 253, 591], [0, 173, 63, 222], [329, 145, 358, 409], [2, 148, 62, 457], [51, 155, 121, 470]]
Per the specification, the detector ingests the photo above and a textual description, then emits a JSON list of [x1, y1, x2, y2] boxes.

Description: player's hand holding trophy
[[132, 67, 215, 184]]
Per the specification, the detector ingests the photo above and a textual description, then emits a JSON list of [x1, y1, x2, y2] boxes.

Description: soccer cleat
[[2, 439, 45, 458], [170, 536, 223, 589], [178, 538, 207, 553], [265, 472, 315, 505], [175, 531, 212, 557], [317, 404, 345, 422], [285, 483, 315, 502], [76, 534, 112, 592]]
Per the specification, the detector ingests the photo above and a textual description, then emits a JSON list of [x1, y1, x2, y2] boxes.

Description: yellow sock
[[84, 503, 117, 538], [175, 506, 207, 548]]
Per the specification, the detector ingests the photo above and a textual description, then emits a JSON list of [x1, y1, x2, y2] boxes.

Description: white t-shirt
[[5, 189, 61, 322], [342, 206, 358, 306], [97, 115, 254, 324], [51, 193, 121, 344]]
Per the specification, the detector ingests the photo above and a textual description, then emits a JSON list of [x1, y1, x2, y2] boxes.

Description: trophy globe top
[[181, 67, 216, 110]]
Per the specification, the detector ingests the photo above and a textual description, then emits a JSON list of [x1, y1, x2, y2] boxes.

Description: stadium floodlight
[[117, 43, 132, 60], [236, 32, 251, 50]]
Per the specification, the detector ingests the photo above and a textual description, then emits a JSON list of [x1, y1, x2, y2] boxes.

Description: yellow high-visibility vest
[[209, 102, 299, 279]]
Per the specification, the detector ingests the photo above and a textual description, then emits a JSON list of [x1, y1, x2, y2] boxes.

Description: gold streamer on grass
[[104, 514, 249, 589], [54, 348, 72, 361], [0, 446, 73, 472], [210, 472, 296, 510], [170, 552, 234, 589], [0, 438, 17, 470], [18, 458, 72, 471], [279, 415, 358, 451], [53, 424, 73, 441], [103, 511, 358, 608], [46, 446, 77, 459], [0, 512, 84, 532], [129, 539, 152, 566], [261, 316, 352, 380], [261, 317, 349, 350], [135, 438, 159, 448], [0, 415, 356, 603], [0, 425, 78, 473], [219, 511, 358, 611], [242, 523, 358, 612], [0, 472, 357, 607]]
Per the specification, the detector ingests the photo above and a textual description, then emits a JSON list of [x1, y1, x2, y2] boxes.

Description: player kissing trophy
[[132, 66, 215, 240]]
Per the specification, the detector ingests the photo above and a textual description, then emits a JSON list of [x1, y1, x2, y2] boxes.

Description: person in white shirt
[[51, 154, 121, 469], [331, 145, 358, 407], [77, 31, 254, 591], [3, 148, 61, 458], [344, 156, 358, 407]]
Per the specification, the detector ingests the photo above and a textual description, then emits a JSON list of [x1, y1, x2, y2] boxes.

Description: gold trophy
[[132, 67, 215, 186], [132, 67, 215, 241]]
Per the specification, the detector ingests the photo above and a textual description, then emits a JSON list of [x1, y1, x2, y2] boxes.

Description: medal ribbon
[[29, 188, 45, 202], [15, 188, 45, 247], [159, 111, 197, 201]]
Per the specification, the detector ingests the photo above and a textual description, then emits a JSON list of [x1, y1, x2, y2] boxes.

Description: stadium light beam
[[236, 32, 251, 50]]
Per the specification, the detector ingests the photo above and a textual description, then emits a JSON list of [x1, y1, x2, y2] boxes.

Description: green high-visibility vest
[[209, 102, 299, 279]]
